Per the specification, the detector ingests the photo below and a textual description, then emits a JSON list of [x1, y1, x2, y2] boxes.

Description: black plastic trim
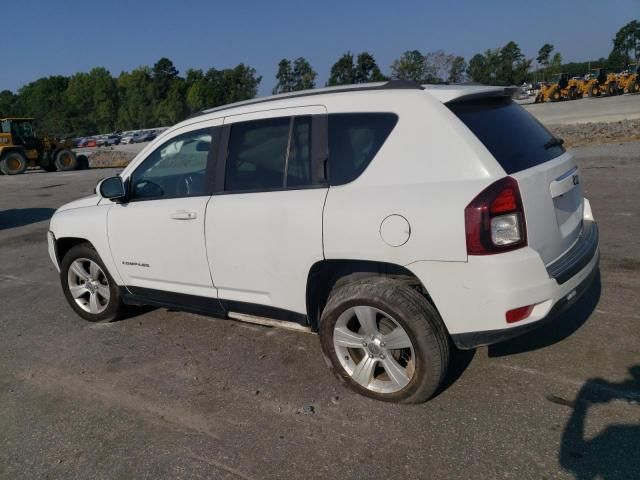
[[311, 114, 328, 184], [546, 220, 599, 285], [451, 256, 599, 350], [122, 286, 226, 317], [189, 80, 424, 119], [120, 286, 308, 327]]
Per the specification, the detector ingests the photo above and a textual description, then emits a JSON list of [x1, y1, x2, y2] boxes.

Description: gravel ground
[[0, 141, 639, 479], [550, 118, 640, 148]]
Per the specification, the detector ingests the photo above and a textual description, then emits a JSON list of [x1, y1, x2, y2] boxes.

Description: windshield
[[7, 120, 36, 138]]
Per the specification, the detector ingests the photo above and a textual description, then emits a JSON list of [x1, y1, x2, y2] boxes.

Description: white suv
[[48, 81, 599, 403]]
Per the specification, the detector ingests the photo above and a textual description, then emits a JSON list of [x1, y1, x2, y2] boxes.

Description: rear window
[[448, 96, 565, 174], [328, 113, 398, 185]]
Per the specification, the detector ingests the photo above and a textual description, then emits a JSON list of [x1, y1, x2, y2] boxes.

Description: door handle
[[170, 210, 197, 220]]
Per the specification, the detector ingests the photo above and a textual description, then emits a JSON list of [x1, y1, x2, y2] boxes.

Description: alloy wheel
[[333, 306, 415, 394], [67, 258, 110, 314]]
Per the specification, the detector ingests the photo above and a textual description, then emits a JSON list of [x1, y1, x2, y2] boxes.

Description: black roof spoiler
[[446, 86, 519, 104]]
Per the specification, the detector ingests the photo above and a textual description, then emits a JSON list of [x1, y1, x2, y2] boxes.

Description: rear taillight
[[465, 176, 527, 255]]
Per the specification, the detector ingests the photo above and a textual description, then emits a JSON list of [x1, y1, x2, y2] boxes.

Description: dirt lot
[[1, 142, 639, 479]]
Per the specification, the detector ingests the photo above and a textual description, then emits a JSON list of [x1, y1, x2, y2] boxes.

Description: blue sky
[[1, 0, 637, 96]]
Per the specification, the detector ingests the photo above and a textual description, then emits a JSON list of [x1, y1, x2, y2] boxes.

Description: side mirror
[[97, 176, 127, 202]]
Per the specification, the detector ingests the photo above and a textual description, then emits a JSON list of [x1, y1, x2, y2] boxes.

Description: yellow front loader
[[534, 74, 581, 103], [0, 118, 87, 175]]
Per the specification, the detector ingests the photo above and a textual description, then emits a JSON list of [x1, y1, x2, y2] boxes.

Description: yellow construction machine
[[534, 73, 581, 103], [0, 117, 87, 175], [617, 65, 639, 94]]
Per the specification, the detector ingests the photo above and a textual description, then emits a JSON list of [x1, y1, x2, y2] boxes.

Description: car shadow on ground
[[0, 208, 56, 230], [557, 365, 640, 480], [488, 270, 601, 358]]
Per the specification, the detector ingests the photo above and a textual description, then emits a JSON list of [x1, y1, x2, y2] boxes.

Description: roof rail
[[189, 80, 424, 119]]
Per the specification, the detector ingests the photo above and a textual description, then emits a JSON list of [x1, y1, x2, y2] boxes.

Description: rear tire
[[607, 83, 617, 96], [629, 80, 639, 94], [0, 151, 28, 175], [60, 243, 125, 322], [55, 148, 78, 171], [319, 277, 449, 404]]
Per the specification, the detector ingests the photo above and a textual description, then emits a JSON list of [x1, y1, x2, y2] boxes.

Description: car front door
[[206, 107, 328, 322], [108, 121, 221, 300]]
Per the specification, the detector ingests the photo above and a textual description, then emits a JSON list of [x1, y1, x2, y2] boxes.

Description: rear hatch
[[448, 95, 583, 265]]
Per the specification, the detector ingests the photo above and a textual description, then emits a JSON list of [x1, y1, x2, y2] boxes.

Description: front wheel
[[0, 151, 28, 175], [60, 243, 125, 322], [319, 278, 449, 403]]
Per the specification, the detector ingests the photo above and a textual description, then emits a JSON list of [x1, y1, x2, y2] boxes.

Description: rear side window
[[448, 97, 565, 174], [225, 117, 290, 191], [328, 113, 398, 186], [224, 116, 314, 192]]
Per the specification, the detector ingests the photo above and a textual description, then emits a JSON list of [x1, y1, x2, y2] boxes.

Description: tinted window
[[130, 129, 211, 199], [286, 116, 312, 187], [225, 117, 290, 191], [447, 97, 565, 174], [328, 113, 398, 186]]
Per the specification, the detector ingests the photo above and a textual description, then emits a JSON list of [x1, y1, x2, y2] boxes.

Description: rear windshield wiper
[[544, 136, 564, 149]]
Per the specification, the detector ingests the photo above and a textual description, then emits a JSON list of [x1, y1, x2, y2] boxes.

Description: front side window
[[328, 113, 398, 186], [225, 116, 313, 192], [130, 128, 212, 200]]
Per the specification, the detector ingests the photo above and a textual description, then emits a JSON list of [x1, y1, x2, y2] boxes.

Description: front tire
[[0, 151, 28, 175], [60, 243, 124, 322], [319, 278, 449, 403]]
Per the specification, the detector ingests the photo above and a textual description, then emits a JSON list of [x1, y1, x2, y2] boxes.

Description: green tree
[[354, 52, 386, 83], [185, 69, 207, 113], [467, 53, 488, 83], [155, 78, 187, 126], [327, 52, 386, 85], [0, 90, 17, 116], [390, 50, 427, 82], [327, 52, 356, 85], [550, 52, 563, 74], [15, 76, 70, 134], [292, 57, 316, 90], [608, 20, 640, 67], [273, 59, 295, 93], [152, 57, 179, 100], [537, 44, 554, 68], [448, 56, 467, 83], [274, 57, 316, 93], [116, 67, 155, 130]]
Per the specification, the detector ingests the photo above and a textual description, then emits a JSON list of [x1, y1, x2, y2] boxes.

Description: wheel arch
[[56, 237, 96, 265], [305, 259, 441, 332]]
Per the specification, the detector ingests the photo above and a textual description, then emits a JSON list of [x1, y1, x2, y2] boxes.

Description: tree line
[[1, 20, 637, 137]]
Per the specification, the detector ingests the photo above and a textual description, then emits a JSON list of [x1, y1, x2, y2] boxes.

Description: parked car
[[121, 132, 143, 144], [139, 130, 157, 142], [47, 81, 599, 403], [78, 138, 97, 148], [101, 135, 121, 146]]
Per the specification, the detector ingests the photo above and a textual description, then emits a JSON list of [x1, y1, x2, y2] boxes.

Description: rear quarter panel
[[322, 91, 504, 264]]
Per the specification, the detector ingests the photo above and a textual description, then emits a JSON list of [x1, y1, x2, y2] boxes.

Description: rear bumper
[[406, 202, 599, 349], [450, 253, 599, 349]]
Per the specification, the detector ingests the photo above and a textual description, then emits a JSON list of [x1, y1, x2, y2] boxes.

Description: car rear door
[[205, 106, 328, 320]]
